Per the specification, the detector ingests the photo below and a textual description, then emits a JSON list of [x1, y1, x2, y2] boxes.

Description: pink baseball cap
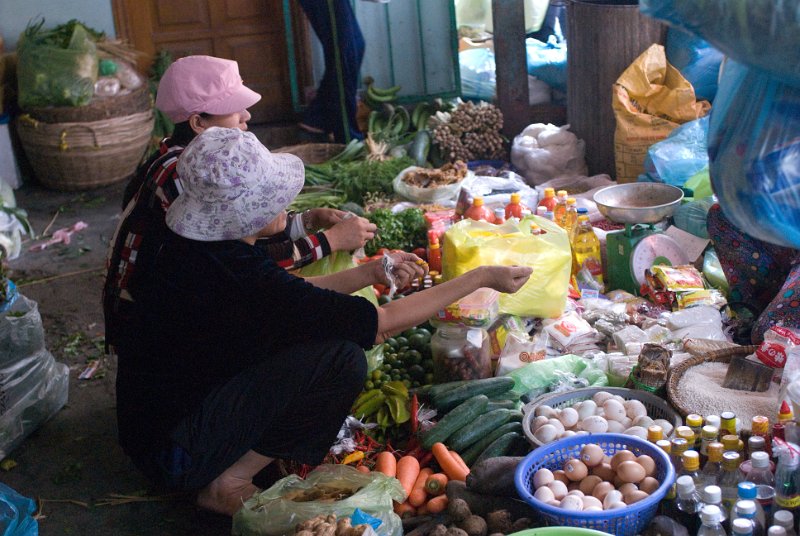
[[155, 56, 262, 123]]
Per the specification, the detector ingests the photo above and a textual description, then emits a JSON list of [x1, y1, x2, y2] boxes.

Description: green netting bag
[[17, 21, 98, 108], [232, 465, 405, 536]]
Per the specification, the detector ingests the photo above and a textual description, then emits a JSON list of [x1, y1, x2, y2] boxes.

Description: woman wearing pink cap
[[104, 55, 376, 354], [115, 126, 532, 516]]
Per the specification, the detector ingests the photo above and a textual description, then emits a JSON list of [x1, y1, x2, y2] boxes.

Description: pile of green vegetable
[[364, 207, 427, 256]]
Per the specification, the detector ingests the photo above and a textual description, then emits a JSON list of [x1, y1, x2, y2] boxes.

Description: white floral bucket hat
[[167, 127, 304, 241]]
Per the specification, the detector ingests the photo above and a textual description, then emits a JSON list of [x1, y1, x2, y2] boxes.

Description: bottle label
[[776, 495, 800, 508]]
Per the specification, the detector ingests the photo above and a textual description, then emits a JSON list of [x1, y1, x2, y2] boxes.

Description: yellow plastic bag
[[613, 44, 711, 184], [298, 251, 378, 307], [442, 216, 571, 319]]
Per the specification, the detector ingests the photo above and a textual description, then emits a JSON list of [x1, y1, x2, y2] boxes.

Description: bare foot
[[196, 476, 260, 516]]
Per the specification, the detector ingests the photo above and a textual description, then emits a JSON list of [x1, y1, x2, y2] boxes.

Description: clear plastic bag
[[644, 116, 709, 189], [641, 0, 800, 88], [0, 482, 38, 536], [232, 465, 405, 536], [707, 60, 800, 249], [0, 295, 69, 460], [299, 251, 379, 307], [17, 21, 98, 108], [392, 166, 470, 204], [506, 353, 608, 399]]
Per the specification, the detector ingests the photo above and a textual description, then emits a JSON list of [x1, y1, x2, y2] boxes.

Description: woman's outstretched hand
[[479, 265, 532, 294]]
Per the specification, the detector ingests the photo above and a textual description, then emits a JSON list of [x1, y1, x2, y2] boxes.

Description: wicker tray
[[273, 143, 345, 165], [522, 386, 682, 447], [17, 110, 154, 191], [666, 344, 758, 419], [23, 85, 152, 124]]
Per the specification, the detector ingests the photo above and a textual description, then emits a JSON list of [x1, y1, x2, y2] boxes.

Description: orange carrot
[[450, 450, 471, 476], [356, 465, 370, 474], [396, 456, 421, 499], [393, 501, 416, 517], [424, 472, 449, 496], [408, 467, 434, 507], [431, 442, 469, 482], [375, 451, 397, 478], [426, 494, 449, 514]]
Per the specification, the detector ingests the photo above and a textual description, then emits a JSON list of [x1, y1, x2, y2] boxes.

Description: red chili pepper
[[410, 394, 419, 434]]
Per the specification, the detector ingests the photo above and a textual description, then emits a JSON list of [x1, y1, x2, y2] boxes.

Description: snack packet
[[651, 264, 705, 292], [756, 326, 800, 369]]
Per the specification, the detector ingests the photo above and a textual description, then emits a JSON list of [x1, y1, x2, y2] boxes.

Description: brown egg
[[624, 490, 650, 504], [636, 455, 657, 477], [618, 483, 638, 496], [553, 470, 570, 485], [591, 462, 615, 481], [610, 450, 636, 471], [613, 474, 626, 488], [616, 460, 647, 483], [534, 486, 556, 503], [564, 458, 589, 481], [533, 468, 555, 489], [579, 475, 603, 495], [581, 495, 603, 510], [547, 480, 569, 500], [639, 476, 660, 494], [580, 444, 605, 467], [568, 481, 582, 492], [591, 481, 615, 502]]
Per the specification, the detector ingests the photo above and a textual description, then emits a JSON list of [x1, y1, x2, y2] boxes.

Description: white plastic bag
[[0, 295, 69, 460], [392, 166, 471, 204], [511, 124, 588, 186]]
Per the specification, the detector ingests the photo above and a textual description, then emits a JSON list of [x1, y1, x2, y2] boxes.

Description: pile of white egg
[[530, 445, 662, 512], [530, 391, 675, 444]]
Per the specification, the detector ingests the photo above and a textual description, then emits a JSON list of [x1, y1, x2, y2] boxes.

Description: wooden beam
[[492, 0, 529, 138]]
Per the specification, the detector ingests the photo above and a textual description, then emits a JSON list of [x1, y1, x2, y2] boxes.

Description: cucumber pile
[[416, 377, 530, 467]]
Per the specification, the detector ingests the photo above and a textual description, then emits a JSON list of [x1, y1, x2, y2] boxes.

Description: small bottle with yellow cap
[[701, 442, 725, 487]]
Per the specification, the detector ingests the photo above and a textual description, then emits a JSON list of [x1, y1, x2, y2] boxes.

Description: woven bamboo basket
[[273, 143, 345, 165], [666, 344, 758, 418], [24, 84, 151, 123], [16, 110, 154, 191]]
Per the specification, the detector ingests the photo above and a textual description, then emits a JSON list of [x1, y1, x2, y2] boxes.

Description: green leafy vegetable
[[364, 207, 427, 256], [304, 156, 413, 205]]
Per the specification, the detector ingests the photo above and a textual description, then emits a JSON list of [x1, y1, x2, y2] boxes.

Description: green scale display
[[594, 184, 689, 295]]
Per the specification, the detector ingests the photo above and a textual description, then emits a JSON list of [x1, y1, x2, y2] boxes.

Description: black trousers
[[134, 339, 366, 490]]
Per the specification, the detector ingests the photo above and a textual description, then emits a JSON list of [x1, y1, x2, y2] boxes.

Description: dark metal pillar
[[492, 0, 529, 139]]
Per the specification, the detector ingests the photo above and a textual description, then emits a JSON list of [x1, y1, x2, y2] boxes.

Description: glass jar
[[431, 325, 491, 382]]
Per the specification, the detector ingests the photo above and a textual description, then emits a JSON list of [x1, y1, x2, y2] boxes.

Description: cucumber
[[446, 409, 512, 452], [474, 432, 523, 466], [413, 380, 470, 401], [409, 130, 431, 166], [419, 395, 490, 450], [461, 422, 523, 467], [507, 410, 524, 422], [486, 400, 517, 411], [432, 377, 515, 412]]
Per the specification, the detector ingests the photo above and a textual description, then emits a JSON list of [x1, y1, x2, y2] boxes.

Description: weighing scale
[[593, 183, 689, 295]]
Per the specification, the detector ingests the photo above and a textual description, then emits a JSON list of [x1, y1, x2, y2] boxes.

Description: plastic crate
[[514, 433, 675, 536]]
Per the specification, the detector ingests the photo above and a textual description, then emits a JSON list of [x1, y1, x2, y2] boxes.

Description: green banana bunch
[[411, 102, 433, 131], [364, 80, 402, 110]]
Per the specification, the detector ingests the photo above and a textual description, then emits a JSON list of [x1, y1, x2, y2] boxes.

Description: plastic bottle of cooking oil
[[571, 215, 603, 284], [562, 197, 578, 231], [553, 190, 568, 225]]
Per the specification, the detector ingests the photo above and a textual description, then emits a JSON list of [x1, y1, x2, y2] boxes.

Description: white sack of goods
[[511, 123, 588, 186]]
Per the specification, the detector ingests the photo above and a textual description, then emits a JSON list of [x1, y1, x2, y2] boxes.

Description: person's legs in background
[[707, 203, 797, 343], [298, 0, 366, 143], [752, 255, 800, 343]]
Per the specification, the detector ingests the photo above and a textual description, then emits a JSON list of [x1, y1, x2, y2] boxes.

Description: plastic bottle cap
[[736, 499, 757, 515], [676, 425, 696, 443], [779, 400, 793, 421], [510, 192, 521, 203], [705, 415, 721, 428], [701, 504, 722, 524], [656, 439, 671, 453], [687, 414, 703, 427], [577, 207, 588, 214], [722, 434, 741, 450], [544, 188, 555, 197], [768, 527, 788, 536], [751, 415, 770, 435], [494, 208, 505, 218], [702, 425, 719, 439], [733, 518, 755, 534], [536, 206, 547, 215], [707, 442, 724, 462], [748, 436, 766, 453], [738, 482, 757, 500], [647, 425, 663, 441], [702, 485, 722, 504], [682, 450, 700, 470], [676, 475, 695, 496], [722, 451, 741, 470], [773, 510, 795, 528], [472, 197, 484, 206], [751, 451, 770, 468], [544, 211, 555, 220], [567, 197, 576, 205]]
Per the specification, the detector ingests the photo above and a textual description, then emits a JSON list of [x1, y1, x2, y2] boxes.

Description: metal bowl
[[593, 183, 684, 224]]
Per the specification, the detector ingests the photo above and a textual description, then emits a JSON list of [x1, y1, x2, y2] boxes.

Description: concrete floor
[[2, 124, 303, 535]]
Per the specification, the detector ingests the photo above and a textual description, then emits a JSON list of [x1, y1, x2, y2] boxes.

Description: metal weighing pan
[[593, 183, 684, 224]]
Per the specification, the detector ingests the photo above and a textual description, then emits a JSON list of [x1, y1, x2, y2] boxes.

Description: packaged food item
[[651, 264, 705, 292], [431, 325, 492, 382], [486, 314, 527, 358], [495, 330, 548, 376], [676, 289, 728, 309], [542, 311, 594, 348], [756, 327, 800, 369], [612, 325, 649, 355], [434, 287, 500, 328]]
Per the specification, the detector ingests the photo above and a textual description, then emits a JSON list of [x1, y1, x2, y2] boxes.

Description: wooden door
[[113, 0, 311, 124]]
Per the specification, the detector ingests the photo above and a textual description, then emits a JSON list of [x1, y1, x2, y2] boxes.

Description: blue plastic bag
[[459, 48, 496, 101], [526, 36, 567, 92], [641, 0, 800, 88], [665, 28, 723, 102], [708, 60, 800, 249], [0, 483, 38, 536], [644, 116, 709, 189]]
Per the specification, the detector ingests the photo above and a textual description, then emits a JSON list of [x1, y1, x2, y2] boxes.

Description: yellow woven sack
[[442, 216, 571, 318]]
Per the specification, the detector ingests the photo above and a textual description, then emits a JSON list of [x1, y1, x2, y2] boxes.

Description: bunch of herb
[[364, 207, 427, 256], [304, 156, 413, 205]]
